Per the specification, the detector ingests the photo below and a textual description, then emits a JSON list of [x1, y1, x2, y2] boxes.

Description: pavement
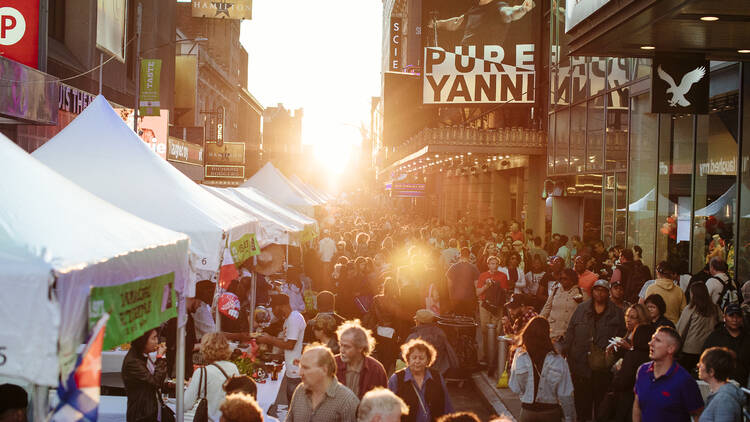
[[471, 370, 522, 421]]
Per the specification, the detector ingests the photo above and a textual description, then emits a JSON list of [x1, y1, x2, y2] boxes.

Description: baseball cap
[[592, 279, 611, 291], [724, 303, 742, 316], [415, 309, 437, 324]]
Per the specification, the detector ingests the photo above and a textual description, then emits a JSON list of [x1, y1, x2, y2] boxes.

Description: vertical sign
[[0, 4, 40, 68], [139, 59, 161, 116], [96, 0, 127, 61], [651, 54, 709, 114], [389, 17, 402, 71]]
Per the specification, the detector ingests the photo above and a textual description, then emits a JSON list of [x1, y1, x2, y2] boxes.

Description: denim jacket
[[509, 350, 576, 422]]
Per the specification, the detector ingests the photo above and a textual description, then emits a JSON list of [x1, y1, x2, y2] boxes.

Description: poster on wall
[[421, 0, 538, 104], [116, 107, 169, 159]]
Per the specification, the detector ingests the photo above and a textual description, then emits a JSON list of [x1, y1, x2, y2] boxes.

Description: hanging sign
[[651, 54, 709, 114], [0, 4, 39, 68], [192, 0, 252, 20], [230, 233, 261, 267], [139, 59, 161, 116], [88, 273, 177, 350]]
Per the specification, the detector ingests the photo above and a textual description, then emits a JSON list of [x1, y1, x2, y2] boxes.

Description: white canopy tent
[[203, 185, 304, 247], [233, 186, 319, 242], [0, 135, 190, 385], [0, 248, 58, 387], [241, 162, 319, 216], [695, 183, 736, 217], [289, 174, 327, 205], [33, 96, 259, 289]]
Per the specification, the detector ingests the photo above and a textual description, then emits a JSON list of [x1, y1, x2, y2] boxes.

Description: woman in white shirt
[[509, 316, 576, 422], [184, 332, 240, 422]]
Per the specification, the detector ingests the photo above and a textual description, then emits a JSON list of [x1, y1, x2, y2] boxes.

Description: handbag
[[588, 322, 615, 372], [194, 367, 209, 422], [159, 399, 176, 422]]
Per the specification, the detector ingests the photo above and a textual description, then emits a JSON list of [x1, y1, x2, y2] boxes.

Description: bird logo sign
[[651, 56, 709, 114], [657, 65, 706, 107]]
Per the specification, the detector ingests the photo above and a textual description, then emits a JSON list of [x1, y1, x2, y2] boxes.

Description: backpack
[[623, 262, 651, 304], [713, 274, 740, 310]]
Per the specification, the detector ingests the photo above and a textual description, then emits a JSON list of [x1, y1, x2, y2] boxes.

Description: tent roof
[[0, 134, 191, 384], [242, 162, 319, 211], [289, 174, 327, 204], [232, 187, 319, 241], [32, 95, 258, 273], [203, 186, 303, 247]]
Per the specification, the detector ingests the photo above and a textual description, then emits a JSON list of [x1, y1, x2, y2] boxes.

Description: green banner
[[230, 233, 260, 267], [89, 273, 176, 350], [139, 59, 162, 116]]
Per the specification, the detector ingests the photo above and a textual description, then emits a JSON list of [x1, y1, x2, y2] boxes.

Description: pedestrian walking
[[357, 387, 409, 422], [509, 316, 576, 422], [675, 282, 721, 372], [184, 333, 240, 422], [121, 328, 168, 422], [697, 347, 744, 422], [334, 319, 388, 399]]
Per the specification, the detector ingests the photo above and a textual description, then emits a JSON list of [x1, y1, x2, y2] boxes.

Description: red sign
[[0, 4, 39, 68]]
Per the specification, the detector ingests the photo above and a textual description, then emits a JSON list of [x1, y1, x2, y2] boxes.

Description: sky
[[239, 0, 383, 170]]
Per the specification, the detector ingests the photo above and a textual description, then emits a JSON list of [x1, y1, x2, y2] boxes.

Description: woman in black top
[[644, 294, 675, 329], [609, 324, 655, 422], [121, 328, 167, 422]]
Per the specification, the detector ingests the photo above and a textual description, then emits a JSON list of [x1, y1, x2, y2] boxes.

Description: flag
[[51, 314, 109, 422]]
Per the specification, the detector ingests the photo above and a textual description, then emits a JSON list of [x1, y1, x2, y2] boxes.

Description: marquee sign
[[192, 0, 252, 20]]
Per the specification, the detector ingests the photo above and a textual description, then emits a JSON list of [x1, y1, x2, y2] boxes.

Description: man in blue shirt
[[633, 326, 704, 421]]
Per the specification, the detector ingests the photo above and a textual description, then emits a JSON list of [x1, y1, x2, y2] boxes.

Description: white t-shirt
[[318, 237, 336, 262], [706, 273, 729, 304], [281, 310, 306, 378]]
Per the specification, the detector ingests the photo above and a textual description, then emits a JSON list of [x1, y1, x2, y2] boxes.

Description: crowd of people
[[12, 203, 746, 422]]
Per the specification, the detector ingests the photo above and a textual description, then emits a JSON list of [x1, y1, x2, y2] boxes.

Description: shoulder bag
[[194, 367, 209, 422]]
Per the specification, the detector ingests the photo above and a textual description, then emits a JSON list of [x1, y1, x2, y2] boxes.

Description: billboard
[[167, 136, 204, 166], [206, 141, 245, 165], [96, 0, 127, 62], [421, 0, 538, 105], [0, 4, 39, 68], [192, 0, 252, 20], [116, 108, 169, 159]]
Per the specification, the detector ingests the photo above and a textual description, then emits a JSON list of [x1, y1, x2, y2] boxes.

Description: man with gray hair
[[357, 387, 408, 422], [287, 344, 359, 422], [335, 319, 388, 398]]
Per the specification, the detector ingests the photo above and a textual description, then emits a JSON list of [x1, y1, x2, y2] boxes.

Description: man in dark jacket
[[335, 320, 388, 399], [702, 303, 750, 384], [405, 309, 459, 376], [560, 279, 626, 422]]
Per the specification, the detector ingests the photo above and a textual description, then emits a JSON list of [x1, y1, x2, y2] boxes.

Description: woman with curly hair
[[387, 338, 454, 422], [184, 332, 240, 422], [311, 313, 340, 354]]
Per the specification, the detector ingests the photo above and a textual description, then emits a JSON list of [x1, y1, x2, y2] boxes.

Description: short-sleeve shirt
[[282, 310, 307, 378], [446, 262, 480, 302], [477, 271, 509, 300], [634, 361, 704, 422]]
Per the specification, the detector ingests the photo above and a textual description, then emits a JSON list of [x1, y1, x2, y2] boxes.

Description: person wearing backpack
[[705, 258, 739, 310], [184, 333, 240, 422]]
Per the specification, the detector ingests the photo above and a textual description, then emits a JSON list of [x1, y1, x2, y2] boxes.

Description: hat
[[724, 303, 742, 316], [512, 240, 523, 247], [415, 309, 437, 324], [505, 293, 526, 309], [592, 279, 610, 291]]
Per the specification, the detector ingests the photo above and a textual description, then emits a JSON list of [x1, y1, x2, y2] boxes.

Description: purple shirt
[[634, 361, 704, 422]]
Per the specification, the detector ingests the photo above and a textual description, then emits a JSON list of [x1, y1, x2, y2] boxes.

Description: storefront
[[545, 0, 750, 280]]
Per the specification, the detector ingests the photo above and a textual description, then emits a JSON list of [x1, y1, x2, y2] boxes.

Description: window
[[606, 87, 629, 171], [48, 0, 65, 43], [570, 103, 586, 173], [555, 109, 569, 173], [587, 96, 604, 171]]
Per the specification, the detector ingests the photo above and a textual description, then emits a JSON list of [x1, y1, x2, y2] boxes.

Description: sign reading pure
[[89, 273, 177, 350], [139, 59, 161, 116], [423, 45, 535, 104]]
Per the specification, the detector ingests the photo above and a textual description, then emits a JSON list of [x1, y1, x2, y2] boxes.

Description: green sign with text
[[139, 59, 162, 116], [230, 233, 260, 267], [89, 273, 176, 350]]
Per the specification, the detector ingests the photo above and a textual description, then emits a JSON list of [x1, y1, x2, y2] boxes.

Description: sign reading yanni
[[651, 54, 709, 114], [423, 45, 535, 104]]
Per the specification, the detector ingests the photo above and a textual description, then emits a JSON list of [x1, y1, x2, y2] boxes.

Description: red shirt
[[478, 271, 509, 299], [510, 231, 524, 242]]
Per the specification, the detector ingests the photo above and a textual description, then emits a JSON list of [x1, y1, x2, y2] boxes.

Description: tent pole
[[176, 294, 186, 422], [249, 256, 257, 333], [33, 384, 47, 422]]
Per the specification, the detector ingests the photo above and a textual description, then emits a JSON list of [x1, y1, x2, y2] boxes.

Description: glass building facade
[[546, 3, 750, 282]]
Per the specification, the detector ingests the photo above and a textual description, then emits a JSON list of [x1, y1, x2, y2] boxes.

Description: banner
[[205, 164, 244, 179], [206, 141, 245, 165], [192, 0, 252, 20], [139, 59, 161, 116], [96, 0, 127, 61], [89, 273, 176, 350], [230, 233, 261, 266], [422, 0, 538, 105], [168, 136, 204, 165]]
